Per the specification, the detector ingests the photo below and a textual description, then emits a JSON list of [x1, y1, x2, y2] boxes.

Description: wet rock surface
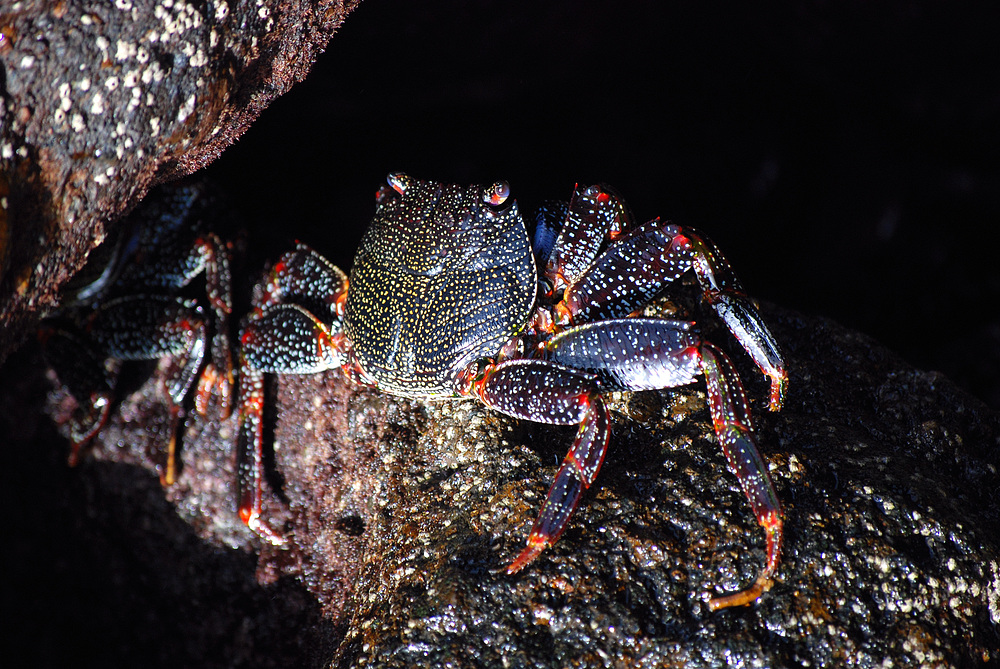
[[4, 301, 999, 667], [0, 0, 356, 361]]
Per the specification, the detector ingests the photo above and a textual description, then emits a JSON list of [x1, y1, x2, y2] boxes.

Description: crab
[[39, 182, 236, 484], [238, 172, 787, 610]]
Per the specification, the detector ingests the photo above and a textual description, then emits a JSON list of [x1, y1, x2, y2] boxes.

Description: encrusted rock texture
[[0, 0, 357, 362], [4, 292, 999, 667], [3, 2, 1000, 667]]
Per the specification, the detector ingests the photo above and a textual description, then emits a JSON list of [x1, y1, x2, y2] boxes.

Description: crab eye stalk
[[483, 181, 510, 207], [387, 172, 409, 196]]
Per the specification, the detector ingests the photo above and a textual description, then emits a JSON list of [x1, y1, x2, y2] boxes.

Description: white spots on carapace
[[149, 116, 161, 136], [90, 92, 105, 115]]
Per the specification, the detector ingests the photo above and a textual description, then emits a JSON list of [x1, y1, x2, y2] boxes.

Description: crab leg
[[546, 213, 787, 411], [37, 326, 115, 463], [87, 295, 209, 485], [458, 359, 611, 572], [700, 344, 782, 610], [190, 233, 235, 420], [687, 233, 787, 411], [236, 246, 349, 543], [118, 187, 237, 419], [541, 320, 782, 609], [237, 306, 345, 544], [542, 184, 630, 292]]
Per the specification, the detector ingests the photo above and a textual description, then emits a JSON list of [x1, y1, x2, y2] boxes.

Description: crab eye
[[387, 172, 408, 196], [483, 181, 510, 207]]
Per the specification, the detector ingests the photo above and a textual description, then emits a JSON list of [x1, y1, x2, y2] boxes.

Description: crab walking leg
[[700, 344, 783, 610], [234, 362, 286, 544], [543, 213, 786, 409], [250, 243, 349, 324], [236, 304, 348, 543], [509, 397, 609, 573], [191, 233, 235, 420], [686, 232, 787, 410], [542, 184, 630, 292], [459, 359, 611, 572], [556, 219, 700, 325], [37, 327, 115, 464], [540, 319, 781, 607], [87, 295, 210, 485], [234, 248, 350, 543]]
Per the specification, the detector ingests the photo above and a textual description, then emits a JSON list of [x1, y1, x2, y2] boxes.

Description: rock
[[4, 292, 998, 666], [0, 0, 357, 363]]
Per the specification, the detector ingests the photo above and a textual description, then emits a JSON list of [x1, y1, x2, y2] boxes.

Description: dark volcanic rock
[[4, 298, 999, 667], [0, 0, 357, 363]]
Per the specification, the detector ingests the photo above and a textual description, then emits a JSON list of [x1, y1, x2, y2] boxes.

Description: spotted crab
[[39, 182, 235, 484], [238, 173, 787, 610]]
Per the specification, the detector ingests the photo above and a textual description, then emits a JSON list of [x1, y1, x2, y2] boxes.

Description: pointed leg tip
[[241, 508, 288, 547], [707, 574, 774, 611], [506, 536, 548, 575], [768, 372, 788, 412]]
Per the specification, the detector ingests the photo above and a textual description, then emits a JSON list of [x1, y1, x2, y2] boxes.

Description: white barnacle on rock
[[116, 39, 137, 61], [90, 92, 105, 115], [58, 85, 72, 112], [149, 116, 160, 136]]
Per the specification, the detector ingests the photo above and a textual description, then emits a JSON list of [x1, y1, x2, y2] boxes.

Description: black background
[[210, 0, 1000, 407]]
